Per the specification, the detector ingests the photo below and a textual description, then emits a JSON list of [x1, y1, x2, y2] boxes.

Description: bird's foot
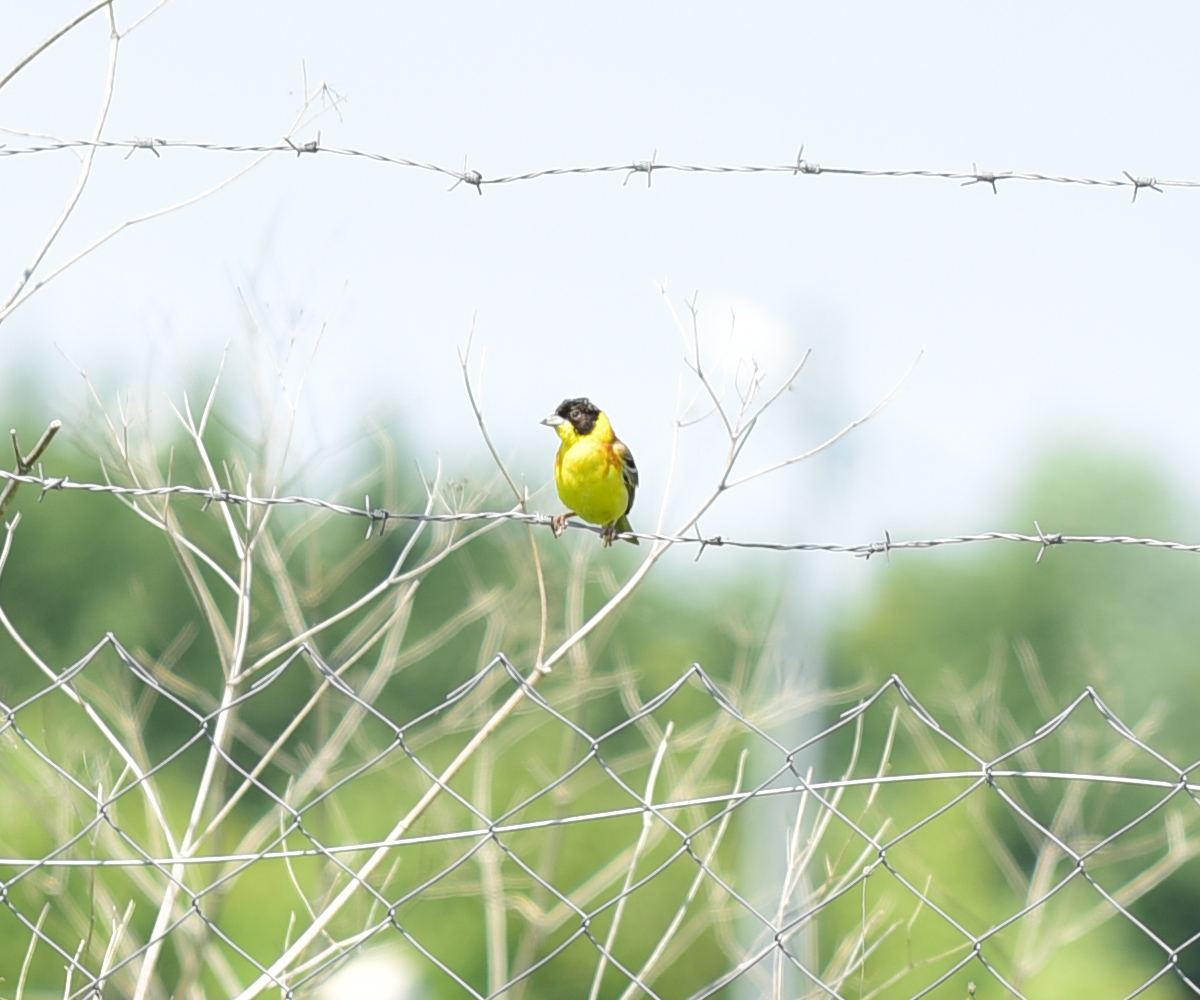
[[551, 513, 573, 539], [600, 522, 617, 547]]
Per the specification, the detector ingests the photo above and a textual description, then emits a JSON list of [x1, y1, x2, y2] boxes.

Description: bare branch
[[0, 418, 61, 520], [725, 349, 922, 489], [1, 6, 121, 316], [0, 0, 115, 94]]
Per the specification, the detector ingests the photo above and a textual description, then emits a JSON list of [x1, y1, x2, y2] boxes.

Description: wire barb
[[624, 149, 657, 187], [793, 144, 821, 175], [36, 465, 68, 502], [1123, 170, 1162, 202], [962, 163, 1011, 194], [858, 531, 893, 561], [201, 486, 238, 511], [692, 524, 724, 562], [363, 494, 391, 539], [123, 136, 165, 159], [449, 155, 484, 194], [1033, 519, 1063, 563], [284, 132, 321, 157]]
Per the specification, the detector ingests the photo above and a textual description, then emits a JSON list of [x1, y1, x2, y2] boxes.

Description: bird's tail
[[615, 515, 638, 545]]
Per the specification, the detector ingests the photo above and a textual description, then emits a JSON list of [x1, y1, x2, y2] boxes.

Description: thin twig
[[2, 6, 121, 316], [0, 419, 62, 520], [0, 0, 116, 94]]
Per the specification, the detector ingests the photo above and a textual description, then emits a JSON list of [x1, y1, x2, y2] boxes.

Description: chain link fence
[[5, 620, 1199, 999]]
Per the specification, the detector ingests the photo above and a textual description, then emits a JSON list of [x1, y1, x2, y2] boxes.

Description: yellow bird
[[542, 397, 639, 546]]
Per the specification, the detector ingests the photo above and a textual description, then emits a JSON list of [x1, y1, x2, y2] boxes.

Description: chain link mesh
[[4, 631, 1198, 999]]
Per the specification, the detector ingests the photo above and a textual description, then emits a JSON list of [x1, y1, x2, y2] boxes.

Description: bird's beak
[[541, 414, 564, 428]]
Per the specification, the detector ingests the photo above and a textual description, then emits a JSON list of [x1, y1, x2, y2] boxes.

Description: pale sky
[[3, 2, 1199, 592]]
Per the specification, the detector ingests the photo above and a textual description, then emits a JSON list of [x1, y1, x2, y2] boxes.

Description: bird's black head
[[555, 397, 600, 436]]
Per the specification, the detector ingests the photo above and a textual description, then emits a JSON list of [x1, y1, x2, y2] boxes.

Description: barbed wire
[[3, 467, 1199, 562], [0, 135, 1188, 201]]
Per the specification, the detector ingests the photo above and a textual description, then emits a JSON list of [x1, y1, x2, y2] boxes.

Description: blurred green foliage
[[825, 450, 1200, 998], [0, 403, 774, 999], [7, 397, 1199, 1000], [833, 452, 1200, 723]]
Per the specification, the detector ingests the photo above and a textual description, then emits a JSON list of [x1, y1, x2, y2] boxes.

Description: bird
[[541, 397, 638, 547]]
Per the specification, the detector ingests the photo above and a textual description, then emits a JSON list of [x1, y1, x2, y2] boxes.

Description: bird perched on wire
[[542, 397, 638, 547]]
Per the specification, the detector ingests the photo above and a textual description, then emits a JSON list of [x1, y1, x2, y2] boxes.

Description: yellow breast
[[555, 438, 629, 526]]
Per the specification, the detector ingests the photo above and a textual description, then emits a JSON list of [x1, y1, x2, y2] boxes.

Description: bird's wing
[[613, 439, 638, 515]]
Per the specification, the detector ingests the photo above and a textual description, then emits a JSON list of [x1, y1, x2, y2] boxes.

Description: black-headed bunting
[[541, 397, 638, 547]]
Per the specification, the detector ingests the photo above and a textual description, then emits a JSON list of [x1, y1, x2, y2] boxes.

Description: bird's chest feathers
[[555, 439, 626, 522]]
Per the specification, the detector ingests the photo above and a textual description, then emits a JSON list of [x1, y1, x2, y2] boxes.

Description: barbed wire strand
[[0, 136, 1189, 200], [4, 468, 1199, 561]]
